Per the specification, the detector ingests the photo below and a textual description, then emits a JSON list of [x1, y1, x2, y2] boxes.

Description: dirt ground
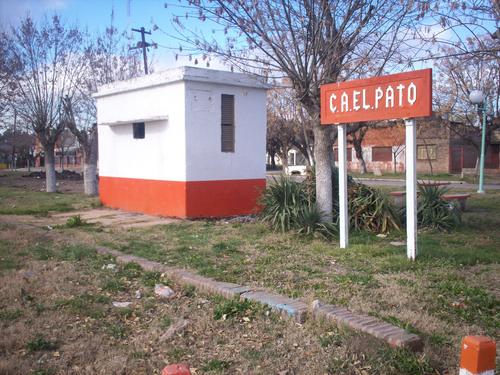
[[0, 170, 84, 193]]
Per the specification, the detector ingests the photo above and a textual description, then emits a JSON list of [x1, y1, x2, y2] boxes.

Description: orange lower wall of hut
[[99, 176, 266, 218]]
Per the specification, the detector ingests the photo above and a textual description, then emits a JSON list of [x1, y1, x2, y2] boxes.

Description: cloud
[[151, 50, 231, 73], [0, 0, 69, 30]]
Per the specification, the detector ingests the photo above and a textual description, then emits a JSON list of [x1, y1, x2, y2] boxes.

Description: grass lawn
[[349, 171, 500, 185], [0, 186, 99, 215], [0, 178, 498, 374]]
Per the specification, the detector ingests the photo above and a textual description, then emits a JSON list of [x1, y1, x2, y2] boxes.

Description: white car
[[286, 165, 307, 175]]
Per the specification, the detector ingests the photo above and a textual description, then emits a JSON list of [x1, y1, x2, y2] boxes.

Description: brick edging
[[96, 246, 423, 351]]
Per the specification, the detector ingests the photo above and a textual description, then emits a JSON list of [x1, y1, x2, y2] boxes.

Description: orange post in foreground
[[162, 363, 192, 375], [459, 336, 496, 375]]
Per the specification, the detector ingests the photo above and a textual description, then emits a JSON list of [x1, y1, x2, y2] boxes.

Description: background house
[[338, 125, 406, 174], [34, 130, 82, 170], [339, 118, 500, 175]]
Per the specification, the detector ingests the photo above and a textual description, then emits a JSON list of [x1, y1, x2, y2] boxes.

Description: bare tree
[[0, 127, 34, 170], [349, 125, 368, 174], [267, 110, 294, 172], [56, 129, 77, 172], [63, 24, 142, 195], [7, 16, 86, 192], [0, 32, 20, 122], [168, 0, 423, 221], [267, 88, 314, 171], [62, 98, 99, 195], [433, 36, 499, 160], [392, 143, 406, 174], [421, 0, 499, 60]]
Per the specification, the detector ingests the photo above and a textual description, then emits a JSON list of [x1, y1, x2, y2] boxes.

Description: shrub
[[260, 173, 401, 236], [260, 177, 337, 238], [259, 177, 312, 232], [295, 204, 338, 239], [330, 167, 400, 233], [26, 335, 57, 352], [213, 298, 257, 320], [64, 215, 86, 228], [417, 185, 461, 231], [349, 183, 402, 233]]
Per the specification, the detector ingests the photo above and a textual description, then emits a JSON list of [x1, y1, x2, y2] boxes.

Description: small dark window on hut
[[133, 122, 145, 139]]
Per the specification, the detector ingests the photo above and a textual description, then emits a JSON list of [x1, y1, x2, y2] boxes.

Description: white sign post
[[338, 124, 348, 248], [405, 119, 417, 259]]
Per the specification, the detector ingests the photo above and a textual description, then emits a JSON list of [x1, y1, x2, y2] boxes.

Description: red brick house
[[336, 118, 500, 175], [34, 130, 82, 169]]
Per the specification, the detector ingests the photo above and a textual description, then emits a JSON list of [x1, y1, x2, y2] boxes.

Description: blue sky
[[0, 0, 495, 75], [0, 0, 219, 70]]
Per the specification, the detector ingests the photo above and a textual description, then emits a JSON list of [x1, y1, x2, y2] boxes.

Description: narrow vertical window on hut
[[221, 94, 235, 152]]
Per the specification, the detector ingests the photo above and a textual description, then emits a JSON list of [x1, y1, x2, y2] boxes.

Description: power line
[[129, 27, 156, 74], [410, 48, 500, 63]]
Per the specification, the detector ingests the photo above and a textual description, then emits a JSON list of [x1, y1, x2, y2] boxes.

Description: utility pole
[[130, 27, 153, 74]]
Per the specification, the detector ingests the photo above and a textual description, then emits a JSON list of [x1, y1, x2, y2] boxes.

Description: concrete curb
[[240, 290, 308, 323], [96, 246, 423, 351], [312, 301, 423, 351]]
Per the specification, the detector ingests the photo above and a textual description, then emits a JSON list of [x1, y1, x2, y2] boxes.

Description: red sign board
[[320, 69, 432, 124]]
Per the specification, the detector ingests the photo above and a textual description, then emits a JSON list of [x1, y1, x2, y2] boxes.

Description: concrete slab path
[[51, 208, 180, 228]]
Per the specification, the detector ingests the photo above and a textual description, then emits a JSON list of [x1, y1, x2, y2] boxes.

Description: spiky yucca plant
[[295, 204, 338, 239], [349, 183, 402, 233], [417, 185, 461, 231], [260, 177, 337, 238], [259, 177, 311, 232]]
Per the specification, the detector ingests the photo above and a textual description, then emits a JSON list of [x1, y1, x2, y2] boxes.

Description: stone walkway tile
[[53, 209, 117, 220], [52, 208, 179, 228], [122, 219, 177, 229]]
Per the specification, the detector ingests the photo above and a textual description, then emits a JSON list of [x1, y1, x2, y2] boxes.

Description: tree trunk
[[353, 139, 367, 174], [360, 156, 367, 175], [307, 147, 315, 167], [60, 148, 64, 172], [280, 149, 289, 173], [44, 142, 57, 192], [82, 129, 98, 196], [11, 146, 16, 170], [294, 144, 313, 167], [83, 161, 98, 195], [313, 124, 333, 222], [423, 141, 433, 175], [302, 125, 315, 167]]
